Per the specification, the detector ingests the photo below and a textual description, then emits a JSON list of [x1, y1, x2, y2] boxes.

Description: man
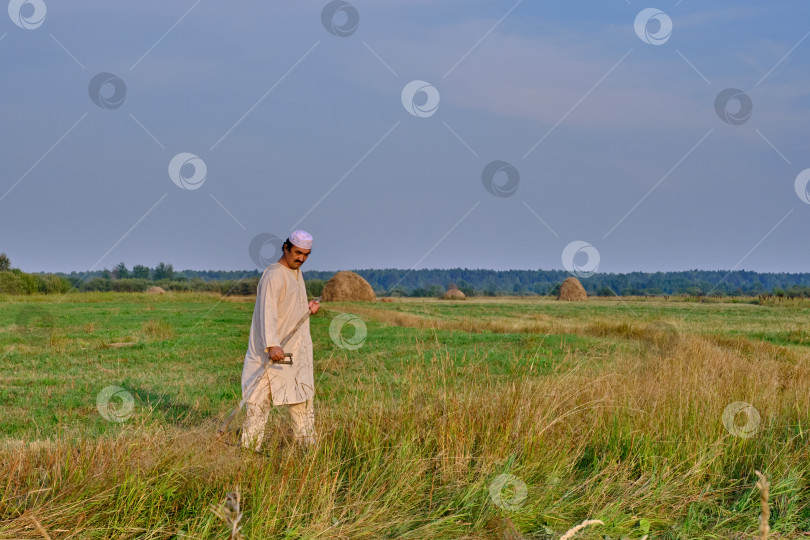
[[241, 229, 320, 450]]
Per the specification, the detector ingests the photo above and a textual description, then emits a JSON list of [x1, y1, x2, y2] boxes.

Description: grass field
[[1, 293, 809, 539]]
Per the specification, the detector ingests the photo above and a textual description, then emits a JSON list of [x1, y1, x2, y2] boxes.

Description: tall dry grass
[[2, 326, 808, 538]]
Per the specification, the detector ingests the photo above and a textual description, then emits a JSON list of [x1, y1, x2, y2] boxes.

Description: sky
[[1, 0, 809, 274]]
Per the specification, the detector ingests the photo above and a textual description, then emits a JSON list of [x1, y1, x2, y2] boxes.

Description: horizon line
[[34, 266, 810, 277]]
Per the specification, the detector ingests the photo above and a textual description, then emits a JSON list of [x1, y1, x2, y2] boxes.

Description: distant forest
[[40, 261, 810, 297], [2, 251, 809, 297], [304, 268, 810, 297]]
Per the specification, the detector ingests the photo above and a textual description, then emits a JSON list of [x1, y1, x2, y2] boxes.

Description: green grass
[[1, 293, 809, 538]]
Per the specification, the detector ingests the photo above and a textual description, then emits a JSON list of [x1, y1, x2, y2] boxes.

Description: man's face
[[283, 245, 311, 269]]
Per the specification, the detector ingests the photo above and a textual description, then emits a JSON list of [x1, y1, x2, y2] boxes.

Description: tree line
[[0, 256, 262, 296], [3, 254, 810, 298], [305, 268, 810, 298]]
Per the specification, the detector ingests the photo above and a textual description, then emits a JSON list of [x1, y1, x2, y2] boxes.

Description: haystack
[[558, 277, 587, 301], [321, 271, 376, 301], [442, 284, 466, 300], [146, 286, 166, 294]]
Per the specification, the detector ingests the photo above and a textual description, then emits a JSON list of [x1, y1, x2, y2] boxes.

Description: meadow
[[1, 293, 809, 539]]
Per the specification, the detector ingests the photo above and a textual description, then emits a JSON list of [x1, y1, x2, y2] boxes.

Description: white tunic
[[241, 263, 314, 406]]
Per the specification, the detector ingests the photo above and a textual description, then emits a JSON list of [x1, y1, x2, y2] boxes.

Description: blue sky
[[1, 1, 809, 274]]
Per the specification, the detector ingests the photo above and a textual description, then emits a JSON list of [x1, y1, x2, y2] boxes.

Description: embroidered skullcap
[[289, 230, 312, 249]]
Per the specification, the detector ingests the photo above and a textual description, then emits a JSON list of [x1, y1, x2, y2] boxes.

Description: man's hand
[[267, 346, 286, 362], [308, 299, 320, 315]]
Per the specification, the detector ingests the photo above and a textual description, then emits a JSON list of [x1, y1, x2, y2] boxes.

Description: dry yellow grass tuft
[[755, 470, 770, 540], [28, 515, 52, 540], [210, 487, 245, 540], [325, 304, 557, 335], [559, 519, 603, 539], [141, 319, 174, 340]]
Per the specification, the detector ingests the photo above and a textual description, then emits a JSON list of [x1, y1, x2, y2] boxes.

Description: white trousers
[[241, 398, 316, 450]]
